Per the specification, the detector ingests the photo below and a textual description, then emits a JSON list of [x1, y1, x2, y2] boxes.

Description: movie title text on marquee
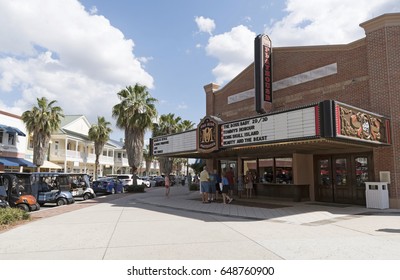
[[221, 107, 317, 147]]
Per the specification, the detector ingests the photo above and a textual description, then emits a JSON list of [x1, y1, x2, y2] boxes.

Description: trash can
[[365, 182, 389, 209]]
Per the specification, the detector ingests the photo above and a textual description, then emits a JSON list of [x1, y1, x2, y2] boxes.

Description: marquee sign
[[221, 106, 319, 148], [335, 102, 391, 144], [151, 130, 197, 156]]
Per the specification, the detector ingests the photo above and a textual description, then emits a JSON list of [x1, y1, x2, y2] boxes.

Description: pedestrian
[[245, 170, 253, 198], [165, 174, 170, 197], [226, 167, 235, 197], [237, 173, 244, 199], [209, 169, 218, 202], [199, 166, 210, 203], [221, 171, 233, 204], [215, 170, 222, 201]]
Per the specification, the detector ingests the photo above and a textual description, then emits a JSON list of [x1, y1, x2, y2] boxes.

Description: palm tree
[[21, 97, 64, 171], [178, 120, 195, 132], [112, 84, 157, 183], [143, 144, 154, 176], [88, 116, 112, 180], [152, 113, 182, 137]]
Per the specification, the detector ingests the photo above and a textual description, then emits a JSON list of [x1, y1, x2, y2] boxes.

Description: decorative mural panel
[[335, 102, 391, 144], [198, 116, 221, 153]]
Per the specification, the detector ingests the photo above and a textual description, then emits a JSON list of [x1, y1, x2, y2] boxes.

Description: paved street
[[0, 185, 399, 260]]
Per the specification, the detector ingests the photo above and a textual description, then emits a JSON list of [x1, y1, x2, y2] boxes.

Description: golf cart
[[61, 173, 95, 200], [0, 173, 40, 212], [31, 172, 75, 206], [0, 185, 9, 208]]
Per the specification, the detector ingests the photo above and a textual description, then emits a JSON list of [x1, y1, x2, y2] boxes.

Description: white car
[[107, 174, 149, 188], [139, 176, 154, 188]]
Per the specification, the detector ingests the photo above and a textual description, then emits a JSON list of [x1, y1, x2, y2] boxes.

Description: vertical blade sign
[[255, 34, 272, 114]]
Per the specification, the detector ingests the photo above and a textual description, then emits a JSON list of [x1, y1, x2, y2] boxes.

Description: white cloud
[[205, 25, 256, 85], [0, 0, 154, 137], [203, 0, 399, 86], [264, 0, 400, 46], [195, 16, 216, 35], [177, 102, 188, 110]]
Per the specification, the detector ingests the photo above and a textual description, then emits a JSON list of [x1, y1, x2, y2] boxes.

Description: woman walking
[[165, 175, 170, 197], [221, 172, 233, 204]]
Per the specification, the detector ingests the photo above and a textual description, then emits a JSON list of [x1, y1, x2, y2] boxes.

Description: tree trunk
[[33, 133, 49, 168], [145, 160, 151, 175], [94, 154, 99, 180], [125, 127, 144, 175], [159, 157, 173, 175]]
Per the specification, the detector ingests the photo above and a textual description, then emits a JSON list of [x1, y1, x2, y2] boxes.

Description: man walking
[[200, 166, 210, 203]]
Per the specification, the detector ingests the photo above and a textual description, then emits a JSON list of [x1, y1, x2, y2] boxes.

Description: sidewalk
[[128, 185, 400, 225], [0, 185, 399, 260]]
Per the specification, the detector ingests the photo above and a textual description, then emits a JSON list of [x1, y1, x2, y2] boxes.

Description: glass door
[[315, 157, 333, 202], [333, 156, 353, 203], [315, 154, 372, 205]]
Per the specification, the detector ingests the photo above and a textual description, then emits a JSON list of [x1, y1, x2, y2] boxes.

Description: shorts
[[222, 185, 229, 194], [200, 181, 210, 193], [210, 182, 216, 193]]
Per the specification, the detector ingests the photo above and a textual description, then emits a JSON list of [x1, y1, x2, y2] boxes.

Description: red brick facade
[[203, 13, 400, 208]]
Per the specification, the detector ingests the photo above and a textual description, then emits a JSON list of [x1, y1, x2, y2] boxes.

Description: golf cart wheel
[[17, 203, 30, 212], [35, 203, 41, 211], [83, 193, 91, 200], [56, 198, 68, 206]]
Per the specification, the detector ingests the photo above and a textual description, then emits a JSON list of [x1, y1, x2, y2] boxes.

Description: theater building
[[151, 13, 400, 208]]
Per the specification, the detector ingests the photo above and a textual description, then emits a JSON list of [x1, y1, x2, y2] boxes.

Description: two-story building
[[0, 110, 35, 172], [1, 112, 160, 176]]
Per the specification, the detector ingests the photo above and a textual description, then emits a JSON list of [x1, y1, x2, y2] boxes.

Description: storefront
[[150, 13, 400, 208]]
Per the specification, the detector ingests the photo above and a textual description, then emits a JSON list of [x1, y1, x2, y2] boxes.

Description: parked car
[[0, 173, 40, 211], [92, 177, 124, 194], [140, 176, 156, 187], [153, 176, 165, 186], [138, 177, 151, 188], [107, 174, 149, 189]]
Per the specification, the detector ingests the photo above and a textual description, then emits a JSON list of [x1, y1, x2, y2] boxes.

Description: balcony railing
[[51, 149, 116, 165]]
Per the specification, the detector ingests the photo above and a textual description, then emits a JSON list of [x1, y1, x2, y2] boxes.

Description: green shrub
[[125, 184, 145, 193], [0, 208, 30, 225], [189, 183, 200, 191]]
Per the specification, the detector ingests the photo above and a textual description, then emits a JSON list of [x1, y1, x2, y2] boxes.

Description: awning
[[0, 157, 36, 167], [0, 124, 26, 136], [41, 160, 63, 169], [24, 159, 62, 169]]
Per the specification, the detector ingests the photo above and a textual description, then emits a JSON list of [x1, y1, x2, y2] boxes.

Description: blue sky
[[0, 0, 399, 141]]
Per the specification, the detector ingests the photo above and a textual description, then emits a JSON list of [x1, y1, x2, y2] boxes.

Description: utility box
[[365, 182, 389, 209]]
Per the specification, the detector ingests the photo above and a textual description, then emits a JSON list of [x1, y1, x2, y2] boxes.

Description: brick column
[[203, 83, 220, 116], [361, 13, 400, 207]]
